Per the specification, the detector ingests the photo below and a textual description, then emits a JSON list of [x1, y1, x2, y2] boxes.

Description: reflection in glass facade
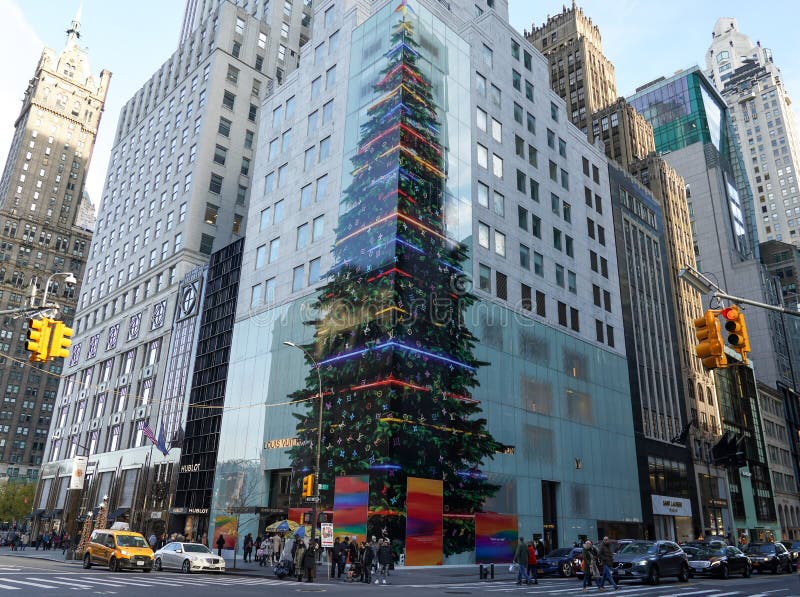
[[288, 2, 497, 556], [629, 69, 754, 258]]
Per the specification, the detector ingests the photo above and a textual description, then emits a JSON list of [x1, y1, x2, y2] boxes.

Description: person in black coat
[[303, 543, 317, 582], [216, 534, 225, 557], [376, 539, 393, 584], [360, 541, 374, 583], [331, 537, 343, 578]]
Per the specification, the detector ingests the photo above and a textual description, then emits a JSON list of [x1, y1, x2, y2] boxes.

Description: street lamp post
[[283, 341, 324, 551], [34, 272, 77, 312]]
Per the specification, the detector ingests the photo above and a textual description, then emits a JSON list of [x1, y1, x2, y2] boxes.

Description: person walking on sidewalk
[[243, 533, 253, 563], [526, 540, 538, 584], [216, 533, 225, 557], [374, 539, 393, 585], [303, 540, 317, 583], [596, 536, 619, 591], [514, 537, 533, 585], [582, 540, 599, 592]]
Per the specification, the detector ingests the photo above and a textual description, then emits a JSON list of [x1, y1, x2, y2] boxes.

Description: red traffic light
[[721, 307, 738, 321]]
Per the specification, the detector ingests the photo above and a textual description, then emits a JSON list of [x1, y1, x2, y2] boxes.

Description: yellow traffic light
[[693, 310, 727, 370], [302, 473, 315, 498], [721, 306, 750, 365], [49, 321, 74, 360], [26, 317, 53, 362]]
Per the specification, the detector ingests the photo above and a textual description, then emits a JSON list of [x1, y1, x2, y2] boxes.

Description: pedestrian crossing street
[[407, 579, 795, 597], [0, 572, 298, 591]]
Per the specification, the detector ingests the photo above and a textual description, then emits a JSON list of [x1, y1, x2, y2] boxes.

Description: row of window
[[249, 256, 322, 309]]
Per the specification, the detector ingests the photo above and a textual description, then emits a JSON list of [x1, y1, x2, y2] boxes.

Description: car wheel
[[773, 561, 780, 574], [743, 564, 751, 578], [647, 565, 660, 585], [182, 559, 192, 574], [109, 557, 118, 572], [561, 562, 573, 577], [82, 553, 92, 569], [154, 557, 162, 571], [721, 564, 729, 579], [678, 564, 690, 582]]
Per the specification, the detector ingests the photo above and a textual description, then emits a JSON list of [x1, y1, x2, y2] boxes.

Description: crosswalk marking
[[1, 579, 60, 589], [0, 584, 19, 591], [24, 577, 93, 588], [56, 576, 131, 587]]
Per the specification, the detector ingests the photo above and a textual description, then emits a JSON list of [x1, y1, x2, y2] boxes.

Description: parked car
[[537, 547, 582, 577], [780, 541, 800, 565], [744, 542, 791, 574], [613, 540, 690, 584], [153, 541, 225, 574], [685, 545, 751, 578], [83, 529, 153, 572]]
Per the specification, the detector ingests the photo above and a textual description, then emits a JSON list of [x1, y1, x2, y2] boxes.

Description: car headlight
[[119, 550, 129, 557], [637, 560, 649, 566], [710, 561, 719, 566]]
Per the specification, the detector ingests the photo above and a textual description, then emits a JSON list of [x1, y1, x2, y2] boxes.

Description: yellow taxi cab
[[82, 529, 154, 572]]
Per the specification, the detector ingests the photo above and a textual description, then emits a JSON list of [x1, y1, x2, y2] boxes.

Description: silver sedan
[[153, 542, 226, 574]]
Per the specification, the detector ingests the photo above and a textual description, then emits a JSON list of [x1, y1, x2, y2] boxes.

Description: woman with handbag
[[582, 540, 599, 592]]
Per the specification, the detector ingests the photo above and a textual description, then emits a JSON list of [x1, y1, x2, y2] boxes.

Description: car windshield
[[619, 542, 657, 555], [546, 549, 572, 558], [697, 548, 725, 558], [183, 544, 211, 553], [746, 544, 775, 554], [116, 535, 148, 548]]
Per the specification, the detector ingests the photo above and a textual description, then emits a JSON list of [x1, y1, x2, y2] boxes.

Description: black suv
[[744, 542, 791, 574], [613, 540, 690, 584]]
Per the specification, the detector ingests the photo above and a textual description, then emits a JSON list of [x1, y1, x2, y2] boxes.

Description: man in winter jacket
[[514, 537, 533, 585], [375, 539, 393, 584], [597, 536, 618, 590]]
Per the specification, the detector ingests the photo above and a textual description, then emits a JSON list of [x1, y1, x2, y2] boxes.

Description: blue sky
[[1, 0, 798, 207]]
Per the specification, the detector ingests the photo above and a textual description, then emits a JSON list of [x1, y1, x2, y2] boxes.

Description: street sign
[[318, 484, 329, 490], [305, 496, 321, 503], [321, 523, 334, 548]]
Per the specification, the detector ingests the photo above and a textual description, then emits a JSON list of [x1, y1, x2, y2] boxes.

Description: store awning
[[25, 508, 46, 520], [40, 509, 63, 520], [108, 507, 130, 520]]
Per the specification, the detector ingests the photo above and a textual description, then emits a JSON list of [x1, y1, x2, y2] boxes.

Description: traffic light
[[721, 306, 751, 365], [26, 317, 53, 362], [693, 310, 727, 369], [49, 321, 74, 360], [302, 473, 315, 498]]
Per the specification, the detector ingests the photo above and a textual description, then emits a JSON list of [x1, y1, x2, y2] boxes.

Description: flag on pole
[[139, 420, 157, 446], [156, 425, 169, 456]]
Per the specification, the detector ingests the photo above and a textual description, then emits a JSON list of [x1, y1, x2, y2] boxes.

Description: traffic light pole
[[680, 266, 800, 318]]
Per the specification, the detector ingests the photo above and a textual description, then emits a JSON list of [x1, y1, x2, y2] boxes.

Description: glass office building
[[207, 0, 642, 562]]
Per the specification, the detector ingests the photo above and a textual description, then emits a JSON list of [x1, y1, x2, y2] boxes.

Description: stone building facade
[[0, 11, 108, 482]]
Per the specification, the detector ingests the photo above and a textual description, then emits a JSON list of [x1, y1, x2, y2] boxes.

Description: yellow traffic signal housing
[[302, 473, 315, 498], [49, 321, 74, 360], [26, 317, 53, 362], [693, 310, 727, 369], [721, 306, 751, 365]]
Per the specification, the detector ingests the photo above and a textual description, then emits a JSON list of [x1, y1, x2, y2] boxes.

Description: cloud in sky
[[0, 0, 43, 181]]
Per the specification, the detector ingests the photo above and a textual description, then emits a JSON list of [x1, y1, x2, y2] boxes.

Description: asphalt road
[[1, 556, 800, 596]]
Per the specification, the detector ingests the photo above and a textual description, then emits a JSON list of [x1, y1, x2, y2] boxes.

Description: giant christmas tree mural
[[290, 0, 500, 556]]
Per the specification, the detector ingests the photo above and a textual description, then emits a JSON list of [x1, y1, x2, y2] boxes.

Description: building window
[[209, 174, 223, 194], [479, 264, 491, 292]]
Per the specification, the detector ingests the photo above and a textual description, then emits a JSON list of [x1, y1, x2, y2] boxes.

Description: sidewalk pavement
[[1, 548, 516, 585]]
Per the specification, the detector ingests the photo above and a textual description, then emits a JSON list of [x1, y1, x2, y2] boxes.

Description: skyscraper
[[34, 0, 309, 541], [207, 0, 642, 559], [630, 68, 783, 538], [528, 3, 706, 540], [0, 8, 109, 482], [705, 18, 800, 246], [525, 1, 616, 136]]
